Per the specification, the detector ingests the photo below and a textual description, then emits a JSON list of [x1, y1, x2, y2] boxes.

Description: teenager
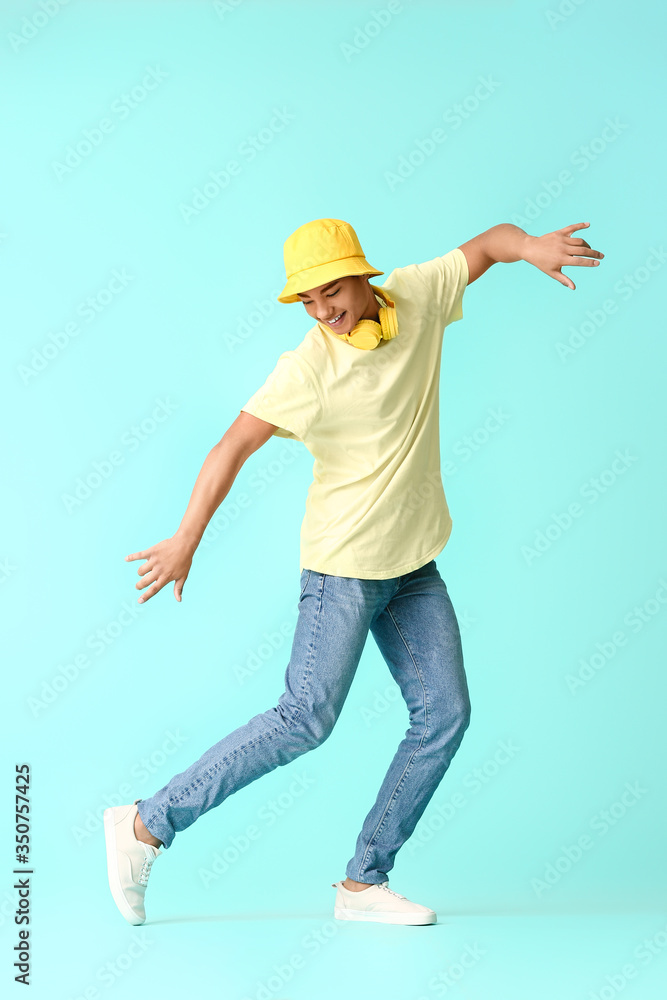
[[104, 217, 603, 926]]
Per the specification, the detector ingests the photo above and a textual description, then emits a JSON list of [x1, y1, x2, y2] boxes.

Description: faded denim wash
[[137, 558, 471, 884]]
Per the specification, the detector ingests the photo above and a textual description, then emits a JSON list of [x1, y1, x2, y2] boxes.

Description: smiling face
[[296, 273, 380, 336]]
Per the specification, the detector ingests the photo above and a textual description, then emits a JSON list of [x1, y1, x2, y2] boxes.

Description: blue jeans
[[137, 558, 471, 884]]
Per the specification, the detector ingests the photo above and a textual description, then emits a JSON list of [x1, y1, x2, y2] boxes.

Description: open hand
[[523, 222, 604, 290], [125, 534, 195, 604]]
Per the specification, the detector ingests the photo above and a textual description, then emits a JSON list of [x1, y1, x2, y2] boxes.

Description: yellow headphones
[[317, 284, 399, 350]]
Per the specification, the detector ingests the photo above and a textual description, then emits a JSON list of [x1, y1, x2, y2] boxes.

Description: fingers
[[136, 573, 158, 591], [559, 221, 590, 235], [564, 237, 604, 256], [138, 584, 159, 604], [563, 239, 604, 266], [125, 547, 157, 580], [137, 577, 164, 604], [550, 268, 575, 290], [126, 544, 173, 604], [174, 578, 186, 602], [566, 254, 602, 266]]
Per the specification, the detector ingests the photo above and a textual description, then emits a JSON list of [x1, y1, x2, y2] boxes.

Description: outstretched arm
[[458, 221, 604, 290], [125, 411, 277, 604]]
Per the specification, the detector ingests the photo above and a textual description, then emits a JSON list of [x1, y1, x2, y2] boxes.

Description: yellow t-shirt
[[240, 246, 469, 579]]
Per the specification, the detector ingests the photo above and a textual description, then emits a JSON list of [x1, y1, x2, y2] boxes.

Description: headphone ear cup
[[377, 301, 398, 342], [347, 319, 382, 350]]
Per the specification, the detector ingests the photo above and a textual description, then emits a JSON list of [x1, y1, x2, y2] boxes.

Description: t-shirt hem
[[239, 404, 301, 441], [299, 523, 452, 580]]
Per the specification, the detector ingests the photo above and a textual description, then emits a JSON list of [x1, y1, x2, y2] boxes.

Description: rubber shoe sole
[[334, 905, 436, 925]]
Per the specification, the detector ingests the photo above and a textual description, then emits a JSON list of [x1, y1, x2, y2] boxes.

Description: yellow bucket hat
[[277, 218, 383, 304]]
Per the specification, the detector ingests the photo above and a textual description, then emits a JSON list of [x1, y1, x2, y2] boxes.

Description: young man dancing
[[104, 217, 603, 926]]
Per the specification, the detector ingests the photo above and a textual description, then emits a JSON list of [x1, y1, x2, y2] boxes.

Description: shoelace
[[137, 851, 157, 887], [332, 881, 408, 900], [377, 883, 407, 900]]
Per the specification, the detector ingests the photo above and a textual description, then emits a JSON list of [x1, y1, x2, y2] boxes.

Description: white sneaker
[[103, 800, 162, 925], [331, 880, 437, 925]]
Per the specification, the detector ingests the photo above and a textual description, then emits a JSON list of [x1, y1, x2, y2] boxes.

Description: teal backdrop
[[2, 1, 666, 998]]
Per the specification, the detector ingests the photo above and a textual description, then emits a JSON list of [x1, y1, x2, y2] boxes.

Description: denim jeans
[[137, 558, 471, 884]]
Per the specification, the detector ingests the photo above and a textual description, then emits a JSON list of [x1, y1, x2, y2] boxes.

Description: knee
[[458, 694, 472, 734], [430, 695, 471, 746], [278, 702, 335, 751], [299, 713, 336, 750], [455, 695, 471, 738]]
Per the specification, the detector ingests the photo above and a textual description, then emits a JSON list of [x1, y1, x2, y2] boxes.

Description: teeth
[[329, 312, 343, 323]]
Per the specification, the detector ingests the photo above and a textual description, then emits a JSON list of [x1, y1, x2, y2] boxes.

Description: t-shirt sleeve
[[239, 352, 322, 442], [410, 246, 469, 327]]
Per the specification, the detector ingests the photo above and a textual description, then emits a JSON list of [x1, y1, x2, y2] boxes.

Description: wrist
[[175, 526, 201, 552], [521, 233, 537, 262]]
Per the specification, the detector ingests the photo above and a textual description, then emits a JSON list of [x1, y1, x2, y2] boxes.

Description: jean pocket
[[299, 569, 311, 600]]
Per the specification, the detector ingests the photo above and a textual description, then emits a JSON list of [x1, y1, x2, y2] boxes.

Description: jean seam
[[146, 711, 306, 819], [300, 572, 325, 703], [299, 569, 311, 600], [357, 603, 430, 875]]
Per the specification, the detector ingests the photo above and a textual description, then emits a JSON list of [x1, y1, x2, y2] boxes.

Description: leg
[[137, 569, 380, 849], [345, 559, 471, 884]]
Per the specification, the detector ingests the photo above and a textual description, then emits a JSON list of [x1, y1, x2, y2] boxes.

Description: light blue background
[[2, 1, 666, 998]]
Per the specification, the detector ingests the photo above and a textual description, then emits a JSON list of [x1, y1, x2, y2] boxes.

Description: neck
[[359, 285, 381, 323]]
